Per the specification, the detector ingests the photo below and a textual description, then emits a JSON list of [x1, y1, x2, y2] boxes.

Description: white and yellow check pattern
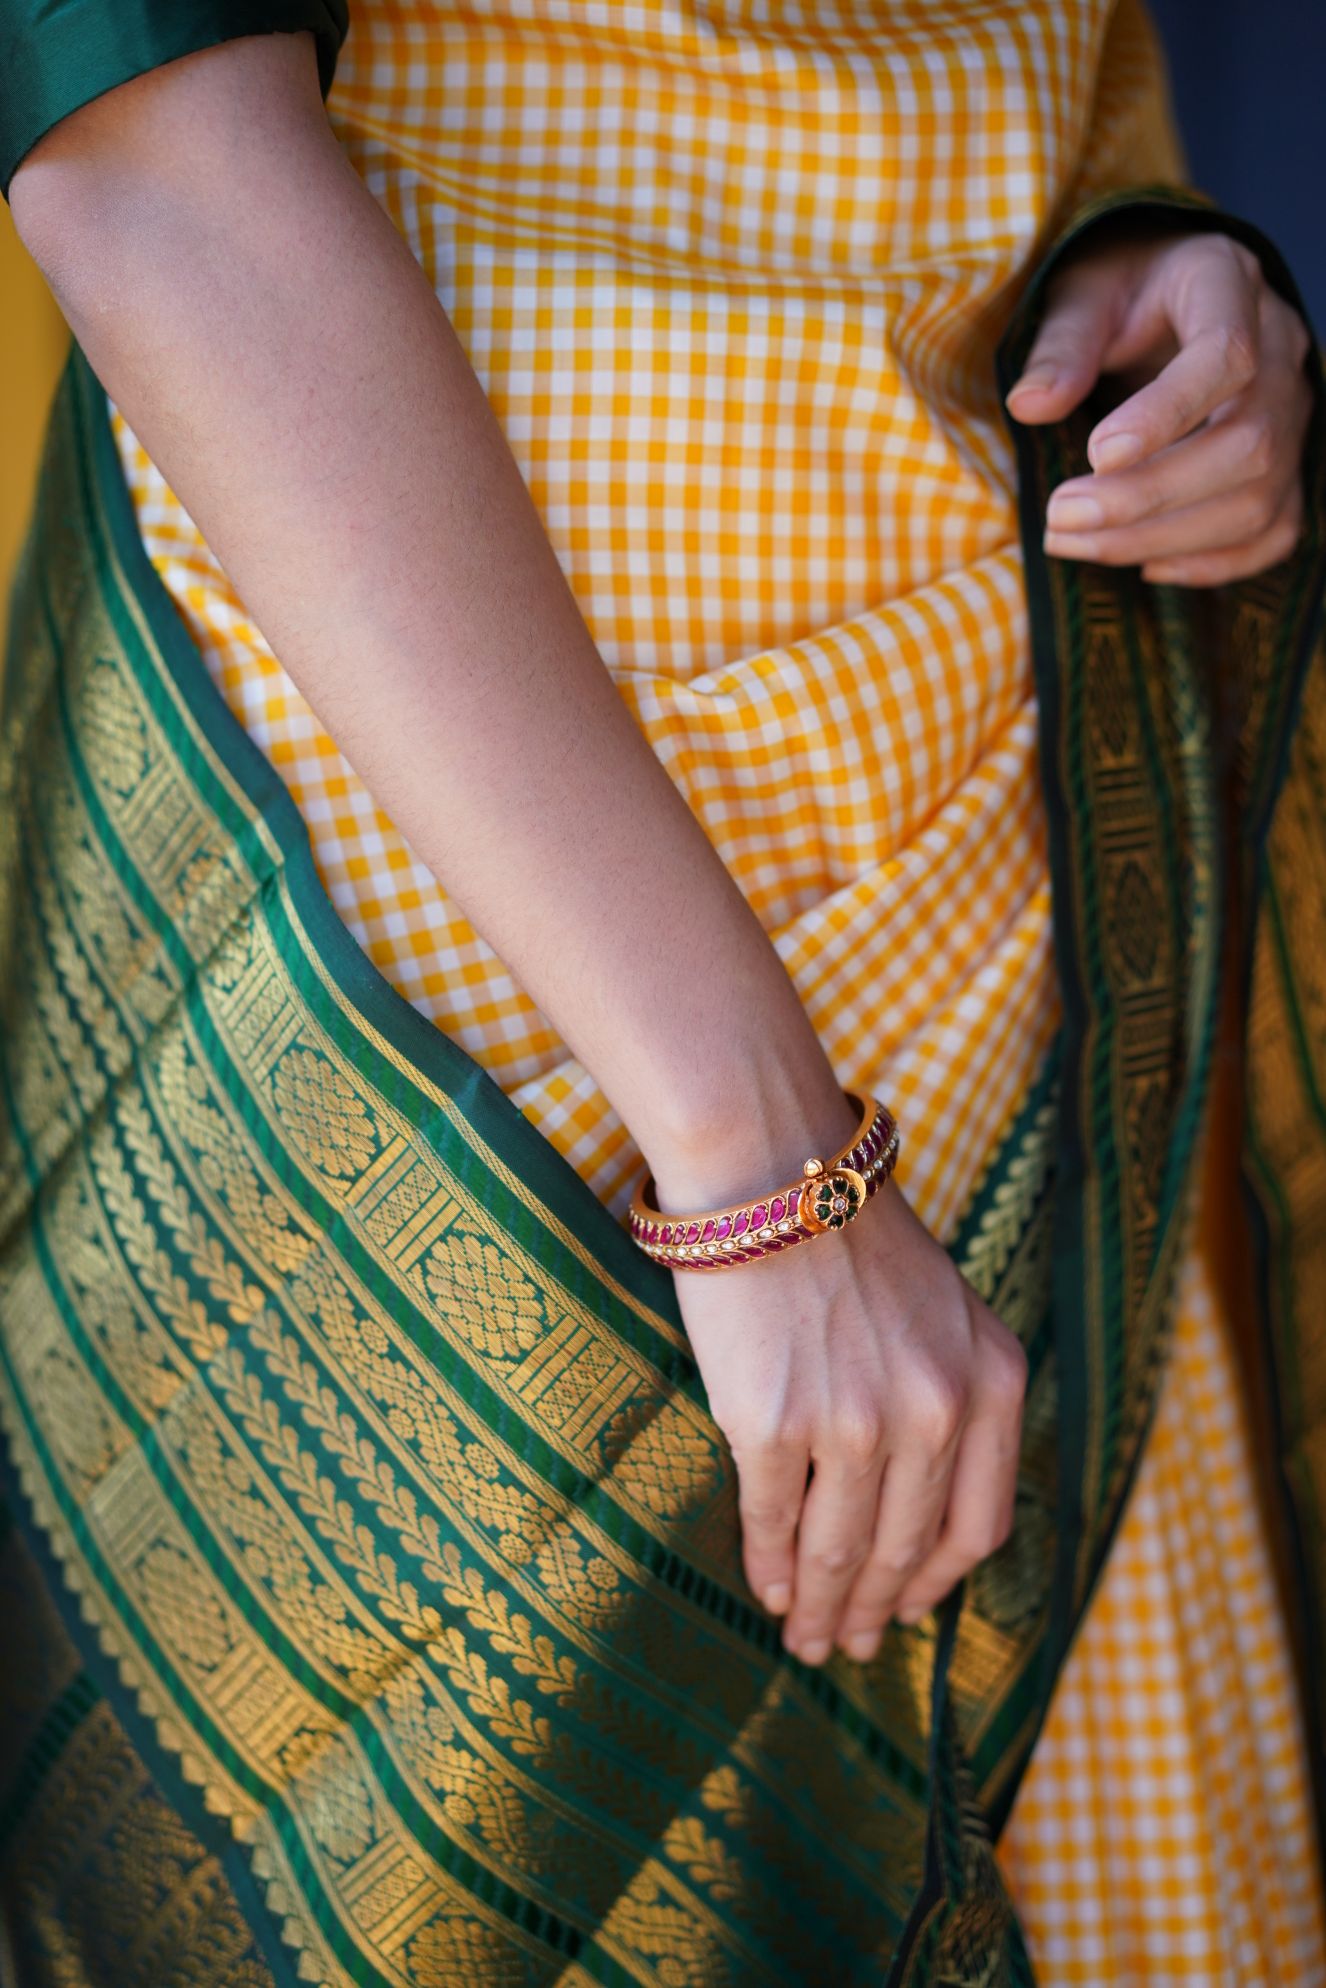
[[998, 1240, 1326, 1982], [111, 0, 1325, 1975]]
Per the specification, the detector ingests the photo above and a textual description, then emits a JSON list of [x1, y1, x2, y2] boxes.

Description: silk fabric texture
[[3, 0, 1326, 1982]]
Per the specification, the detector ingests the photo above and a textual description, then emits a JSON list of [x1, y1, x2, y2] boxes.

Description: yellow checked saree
[[3, 16, 1326, 1988]]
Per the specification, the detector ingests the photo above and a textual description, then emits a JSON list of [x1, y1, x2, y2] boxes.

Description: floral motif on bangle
[[811, 1169, 862, 1230]]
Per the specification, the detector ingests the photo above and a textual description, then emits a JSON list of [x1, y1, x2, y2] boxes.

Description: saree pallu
[[2, 181, 1326, 1986]]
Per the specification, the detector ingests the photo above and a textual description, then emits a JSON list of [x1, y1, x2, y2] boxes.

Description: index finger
[[1087, 239, 1262, 474]]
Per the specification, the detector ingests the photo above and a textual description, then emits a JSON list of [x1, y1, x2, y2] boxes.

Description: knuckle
[[983, 1330, 1030, 1408], [937, 1527, 988, 1573], [725, 1406, 806, 1457], [811, 1540, 869, 1578], [907, 1364, 969, 1450], [833, 1404, 886, 1463], [741, 1497, 801, 1534], [1212, 234, 1262, 286], [1235, 241, 1263, 283], [1248, 504, 1296, 568], [871, 1555, 920, 1589], [1213, 320, 1259, 389], [1267, 290, 1313, 369], [876, 1539, 929, 1582], [1234, 414, 1277, 479]]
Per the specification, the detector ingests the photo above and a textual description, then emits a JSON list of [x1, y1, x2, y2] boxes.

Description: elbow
[[9, 127, 203, 338], [9, 32, 327, 305], [10, 143, 130, 306]]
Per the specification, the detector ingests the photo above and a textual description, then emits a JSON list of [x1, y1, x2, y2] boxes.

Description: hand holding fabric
[[672, 1175, 1028, 1666], [1006, 228, 1313, 586]]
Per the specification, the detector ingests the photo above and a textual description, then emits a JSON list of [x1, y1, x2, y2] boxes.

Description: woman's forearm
[[12, 31, 858, 1203]]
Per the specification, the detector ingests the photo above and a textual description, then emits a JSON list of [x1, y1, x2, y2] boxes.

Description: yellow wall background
[[1, 206, 69, 606]]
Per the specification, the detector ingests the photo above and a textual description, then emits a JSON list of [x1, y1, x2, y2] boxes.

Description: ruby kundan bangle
[[627, 1092, 899, 1271]]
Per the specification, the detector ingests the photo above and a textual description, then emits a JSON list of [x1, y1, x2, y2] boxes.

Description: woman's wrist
[[640, 1044, 860, 1214]]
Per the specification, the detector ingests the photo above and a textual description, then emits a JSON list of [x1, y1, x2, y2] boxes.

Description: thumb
[[1004, 252, 1129, 425]]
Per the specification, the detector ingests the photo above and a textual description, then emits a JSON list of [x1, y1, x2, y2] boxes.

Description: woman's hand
[[1005, 228, 1313, 586], [670, 1156, 1028, 1665]]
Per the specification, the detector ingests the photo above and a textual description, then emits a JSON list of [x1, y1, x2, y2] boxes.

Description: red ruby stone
[[701, 1219, 716, 1242], [715, 1215, 732, 1240], [785, 1186, 799, 1220], [685, 1223, 701, 1244], [770, 1195, 785, 1223], [733, 1210, 748, 1236], [660, 1225, 672, 1244], [751, 1204, 768, 1229]]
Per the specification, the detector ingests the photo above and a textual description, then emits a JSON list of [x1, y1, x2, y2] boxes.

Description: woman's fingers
[[1043, 476, 1297, 568], [1008, 228, 1313, 589], [678, 1185, 1029, 1670], [890, 1306, 1028, 1625], [1084, 235, 1264, 472], [831, 1444, 954, 1660], [730, 1428, 813, 1621], [780, 1434, 890, 1663], [1140, 492, 1305, 585], [1004, 251, 1128, 423], [1043, 289, 1312, 569], [826, 1345, 974, 1660]]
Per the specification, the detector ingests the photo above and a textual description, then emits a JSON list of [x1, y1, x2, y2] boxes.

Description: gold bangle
[[626, 1092, 899, 1271]]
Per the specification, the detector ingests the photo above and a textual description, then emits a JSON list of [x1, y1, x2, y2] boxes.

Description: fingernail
[[1046, 492, 1103, 532], [797, 1638, 831, 1665], [895, 1604, 928, 1624], [844, 1630, 882, 1662], [763, 1583, 791, 1615], [1090, 431, 1141, 472], [1006, 367, 1060, 400]]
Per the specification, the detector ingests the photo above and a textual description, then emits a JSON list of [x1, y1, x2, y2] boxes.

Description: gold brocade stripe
[[80, 410, 691, 1367]]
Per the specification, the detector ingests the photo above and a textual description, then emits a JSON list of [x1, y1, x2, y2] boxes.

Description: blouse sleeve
[[0, 0, 349, 197]]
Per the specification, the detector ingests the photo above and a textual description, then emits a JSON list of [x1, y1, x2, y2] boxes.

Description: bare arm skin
[[11, 31, 850, 1200]]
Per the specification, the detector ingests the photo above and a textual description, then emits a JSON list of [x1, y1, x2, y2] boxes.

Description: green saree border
[[994, 183, 1326, 1844]]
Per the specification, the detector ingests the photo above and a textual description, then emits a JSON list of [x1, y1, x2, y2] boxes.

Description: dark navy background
[[1149, 0, 1326, 330]]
